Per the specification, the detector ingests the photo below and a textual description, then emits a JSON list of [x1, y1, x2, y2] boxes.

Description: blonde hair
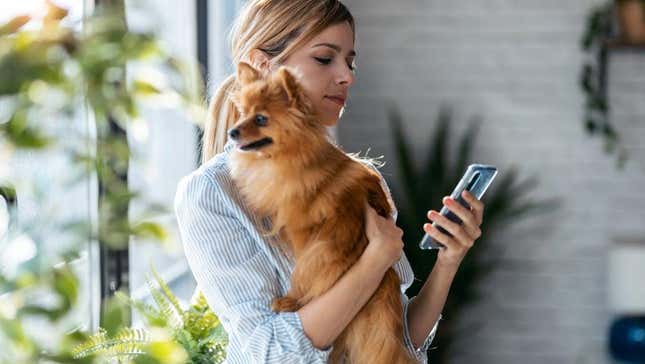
[[201, 0, 355, 163]]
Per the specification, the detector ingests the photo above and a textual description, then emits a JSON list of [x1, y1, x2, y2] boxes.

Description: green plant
[[386, 104, 561, 363], [72, 266, 228, 364], [0, 2, 204, 363], [580, 2, 629, 169]]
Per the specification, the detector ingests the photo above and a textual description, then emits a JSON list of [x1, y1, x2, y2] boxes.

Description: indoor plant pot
[[616, 0, 645, 43]]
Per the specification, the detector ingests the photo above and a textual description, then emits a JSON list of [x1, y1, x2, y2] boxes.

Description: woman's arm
[[299, 201, 406, 349], [297, 249, 388, 349], [407, 262, 457, 348], [407, 190, 486, 349], [363, 160, 444, 358]]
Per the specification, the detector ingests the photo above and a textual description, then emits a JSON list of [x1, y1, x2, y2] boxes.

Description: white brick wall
[[339, 1, 645, 363]]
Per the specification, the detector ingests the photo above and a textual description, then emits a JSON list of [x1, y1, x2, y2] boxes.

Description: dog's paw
[[271, 296, 300, 312]]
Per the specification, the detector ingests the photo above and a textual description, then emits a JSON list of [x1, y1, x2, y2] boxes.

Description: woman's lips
[[325, 96, 345, 106]]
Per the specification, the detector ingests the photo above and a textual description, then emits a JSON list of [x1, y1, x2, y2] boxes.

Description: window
[[126, 0, 249, 324], [0, 0, 99, 340], [124, 0, 201, 321]]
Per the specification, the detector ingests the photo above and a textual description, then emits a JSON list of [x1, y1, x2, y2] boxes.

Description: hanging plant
[[580, 2, 629, 169]]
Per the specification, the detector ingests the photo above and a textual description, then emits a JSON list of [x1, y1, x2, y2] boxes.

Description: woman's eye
[[314, 57, 332, 65], [314, 56, 356, 72]]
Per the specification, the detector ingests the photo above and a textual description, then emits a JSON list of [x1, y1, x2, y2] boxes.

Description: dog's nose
[[228, 128, 240, 140]]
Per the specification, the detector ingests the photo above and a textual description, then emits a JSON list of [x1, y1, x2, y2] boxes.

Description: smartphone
[[419, 164, 498, 250]]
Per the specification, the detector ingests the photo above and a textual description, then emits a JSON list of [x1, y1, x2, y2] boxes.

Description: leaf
[[580, 64, 594, 93], [72, 326, 149, 360], [0, 15, 31, 36], [133, 79, 162, 95], [100, 292, 131, 337], [387, 103, 418, 211], [53, 263, 79, 308], [116, 290, 168, 328], [4, 112, 52, 149], [585, 117, 597, 134], [142, 337, 188, 364], [150, 265, 184, 321], [0, 314, 35, 353], [421, 105, 452, 195], [132, 221, 168, 242], [454, 116, 483, 183], [146, 275, 183, 329], [0, 0, 214, 361]]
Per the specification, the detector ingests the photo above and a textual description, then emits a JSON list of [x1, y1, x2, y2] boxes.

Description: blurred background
[[1, 0, 644, 363]]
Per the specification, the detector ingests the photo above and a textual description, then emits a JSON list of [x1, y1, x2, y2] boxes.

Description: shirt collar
[[224, 138, 235, 154]]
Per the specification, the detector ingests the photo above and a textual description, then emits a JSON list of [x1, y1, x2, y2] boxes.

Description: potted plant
[[72, 266, 228, 364]]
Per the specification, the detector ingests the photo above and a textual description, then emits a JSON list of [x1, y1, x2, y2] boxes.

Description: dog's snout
[[228, 128, 240, 140]]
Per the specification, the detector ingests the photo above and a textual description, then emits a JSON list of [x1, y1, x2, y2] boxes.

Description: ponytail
[[201, 74, 239, 163]]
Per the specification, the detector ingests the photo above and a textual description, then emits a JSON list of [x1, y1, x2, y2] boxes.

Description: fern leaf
[[146, 274, 183, 329], [115, 290, 167, 327], [72, 327, 149, 361], [150, 264, 184, 319]]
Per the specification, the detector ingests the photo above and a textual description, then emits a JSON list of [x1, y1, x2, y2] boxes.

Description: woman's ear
[[237, 61, 261, 85]]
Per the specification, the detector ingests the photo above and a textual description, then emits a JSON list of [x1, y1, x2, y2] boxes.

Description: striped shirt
[[174, 137, 441, 363]]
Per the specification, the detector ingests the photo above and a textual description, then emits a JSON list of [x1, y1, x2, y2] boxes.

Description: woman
[[174, 1, 485, 363]]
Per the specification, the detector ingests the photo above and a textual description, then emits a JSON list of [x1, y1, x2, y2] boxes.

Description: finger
[[461, 191, 484, 224], [423, 223, 458, 249], [442, 201, 481, 240], [427, 210, 472, 244], [443, 196, 477, 227]]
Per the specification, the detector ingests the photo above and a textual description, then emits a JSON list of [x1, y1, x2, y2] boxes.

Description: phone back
[[419, 164, 498, 250]]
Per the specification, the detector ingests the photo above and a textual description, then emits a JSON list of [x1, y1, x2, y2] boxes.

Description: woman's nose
[[337, 66, 355, 86]]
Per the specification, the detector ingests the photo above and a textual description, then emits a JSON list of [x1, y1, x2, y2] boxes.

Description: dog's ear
[[276, 66, 301, 106], [237, 62, 261, 85]]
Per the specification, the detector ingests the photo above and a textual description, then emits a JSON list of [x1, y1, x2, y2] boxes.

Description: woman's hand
[[423, 190, 485, 269], [362, 202, 404, 273]]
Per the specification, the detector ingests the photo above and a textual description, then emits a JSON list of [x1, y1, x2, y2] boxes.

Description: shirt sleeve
[[401, 294, 442, 363], [174, 171, 332, 364]]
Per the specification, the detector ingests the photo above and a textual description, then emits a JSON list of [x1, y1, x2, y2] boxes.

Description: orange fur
[[227, 62, 417, 364]]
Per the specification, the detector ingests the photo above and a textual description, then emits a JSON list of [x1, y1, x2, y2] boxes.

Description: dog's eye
[[255, 114, 268, 126]]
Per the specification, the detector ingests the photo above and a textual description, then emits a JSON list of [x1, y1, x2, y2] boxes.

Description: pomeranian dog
[[226, 62, 417, 364]]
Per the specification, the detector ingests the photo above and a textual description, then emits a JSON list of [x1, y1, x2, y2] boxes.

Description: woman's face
[[268, 21, 357, 126]]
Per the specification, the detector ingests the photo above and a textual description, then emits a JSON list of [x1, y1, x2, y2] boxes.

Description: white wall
[[339, 1, 645, 363]]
